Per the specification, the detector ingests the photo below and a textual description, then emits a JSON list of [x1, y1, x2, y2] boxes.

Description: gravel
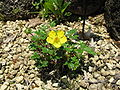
[[0, 15, 120, 90]]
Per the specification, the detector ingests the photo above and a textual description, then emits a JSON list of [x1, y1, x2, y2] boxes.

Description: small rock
[[34, 80, 43, 86], [4, 69, 9, 74], [89, 66, 93, 72], [0, 75, 4, 79], [116, 80, 120, 85], [28, 60, 35, 65], [16, 48, 22, 53], [24, 39, 29, 43], [0, 61, 6, 66], [109, 70, 115, 75], [89, 84, 98, 90], [16, 84, 24, 90], [108, 77, 114, 83], [93, 72, 100, 78], [52, 83, 59, 87], [79, 80, 89, 88], [61, 76, 68, 84], [97, 76, 105, 81], [0, 70, 3, 74], [2, 54, 8, 58], [0, 84, 8, 90], [4, 82, 9, 85], [0, 82, 9, 90], [14, 62, 21, 69], [33, 87, 43, 90], [101, 69, 109, 76], [4, 47, 10, 52], [10, 70, 18, 76], [106, 63, 113, 70], [15, 76, 24, 83], [29, 74, 35, 79], [89, 78, 98, 82], [44, 80, 53, 89]]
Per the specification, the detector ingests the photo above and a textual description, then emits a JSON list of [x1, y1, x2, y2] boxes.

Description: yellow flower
[[46, 30, 67, 48]]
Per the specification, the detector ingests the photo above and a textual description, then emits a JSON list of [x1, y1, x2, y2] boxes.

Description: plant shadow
[[37, 55, 95, 89]]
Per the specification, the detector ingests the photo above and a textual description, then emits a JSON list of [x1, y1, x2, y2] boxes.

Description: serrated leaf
[[31, 52, 40, 59], [42, 47, 49, 53], [67, 29, 77, 34], [49, 21, 56, 27]]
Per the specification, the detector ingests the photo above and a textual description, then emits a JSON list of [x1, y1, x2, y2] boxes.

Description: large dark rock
[[0, 0, 36, 21], [65, 0, 106, 16], [104, 0, 120, 41]]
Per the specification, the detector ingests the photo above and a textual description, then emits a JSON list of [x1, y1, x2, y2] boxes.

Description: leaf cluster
[[32, 0, 71, 23]]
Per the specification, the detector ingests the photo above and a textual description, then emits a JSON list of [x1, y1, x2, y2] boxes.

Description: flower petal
[[48, 30, 56, 38], [46, 37, 54, 44], [57, 30, 64, 38], [60, 36, 67, 44], [53, 42, 61, 48]]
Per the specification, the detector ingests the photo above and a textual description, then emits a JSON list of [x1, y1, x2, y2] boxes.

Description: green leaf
[[61, 2, 71, 14], [80, 41, 96, 55], [71, 56, 77, 61], [42, 47, 49, 53], [64, 47, 73, 52], [31, 35, 40, 41], [24, 28, 32, 34], [66, 29, 77, 36], [48, 50, 54, 55], [44, 2, 57, 15], [53, 0, 63, 7], [31, 52, 40, 60], [41, 61, 48, 67], [75, 49, 83, 54], [84, 47, 96, 55], [49, 21, 56, 27]]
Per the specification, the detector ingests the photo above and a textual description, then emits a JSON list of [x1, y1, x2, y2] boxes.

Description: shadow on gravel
[[37, 53, 96, 89]]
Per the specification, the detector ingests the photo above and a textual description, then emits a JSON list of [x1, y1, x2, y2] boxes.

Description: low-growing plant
[[32, 0, 71, 22], [43, 0, 71, 21], [25, 22, 96, 71]]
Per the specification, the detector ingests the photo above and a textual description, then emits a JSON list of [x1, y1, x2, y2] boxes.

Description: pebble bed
[[0, 14, 120, 90]]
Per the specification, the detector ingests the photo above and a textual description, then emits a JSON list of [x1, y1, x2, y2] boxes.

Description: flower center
[[54, 37, 60, 43]]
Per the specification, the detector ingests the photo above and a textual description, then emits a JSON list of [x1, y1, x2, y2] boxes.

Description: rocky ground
[[0, 14, 120, 90]]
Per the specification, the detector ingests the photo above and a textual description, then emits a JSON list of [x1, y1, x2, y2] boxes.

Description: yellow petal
[[48, 30, 56, 38], [57, 30, 64, 38], [60, 36, 67, 44], [46, 37, 54, 44], [53, 42, 61, 48]]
